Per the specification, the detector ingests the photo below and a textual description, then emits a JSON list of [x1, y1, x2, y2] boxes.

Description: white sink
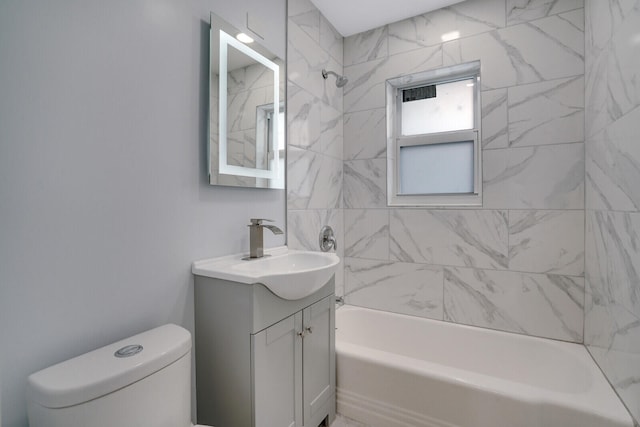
[[192, 247, 340, 300]]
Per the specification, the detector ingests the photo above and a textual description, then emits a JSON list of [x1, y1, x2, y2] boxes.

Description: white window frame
[[256, 102, 285, 188], [386, 61, 482, 207]]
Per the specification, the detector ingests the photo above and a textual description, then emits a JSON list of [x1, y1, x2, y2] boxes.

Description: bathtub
[[335, 305, 633, 427]]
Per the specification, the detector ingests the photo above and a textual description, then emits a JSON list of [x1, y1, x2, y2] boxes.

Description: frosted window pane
[[401, 79, 474, 135], [399, 141, 474, 195]]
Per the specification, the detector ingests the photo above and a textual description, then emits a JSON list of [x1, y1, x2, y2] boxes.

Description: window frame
[[255, 102, 285, 188], [386, 61, 482, 207]]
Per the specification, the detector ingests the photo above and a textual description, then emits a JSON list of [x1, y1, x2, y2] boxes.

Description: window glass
[[401, 78, 475, 135], [399, 141, 474, 195], [386, 60, 481, 206]]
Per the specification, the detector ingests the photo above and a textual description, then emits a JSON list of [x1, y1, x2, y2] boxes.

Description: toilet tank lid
[[27, 324, 191, 409]]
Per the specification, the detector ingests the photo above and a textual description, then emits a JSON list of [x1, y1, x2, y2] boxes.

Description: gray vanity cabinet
[[302, 297, 335, 426], [253, 296, 335, 427], [253, 311, 302, 427], [194, 275, 336, 427]]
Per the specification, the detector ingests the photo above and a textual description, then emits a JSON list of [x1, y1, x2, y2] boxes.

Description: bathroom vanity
[[193, 249, 337, 427]]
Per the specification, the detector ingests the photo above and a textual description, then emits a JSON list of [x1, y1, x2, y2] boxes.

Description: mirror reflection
[[209, 12, 285, 189]]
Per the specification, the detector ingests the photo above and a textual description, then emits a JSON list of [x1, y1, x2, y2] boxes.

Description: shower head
[[322, 69, 348, 88], [335, 75, 348, 88]]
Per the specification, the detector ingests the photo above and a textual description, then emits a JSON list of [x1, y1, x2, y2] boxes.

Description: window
[[386, 61, 482, 206], [256, 103, 285, 188]]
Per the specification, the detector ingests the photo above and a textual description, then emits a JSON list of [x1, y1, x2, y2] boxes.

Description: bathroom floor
[[330, 414, 369, 427]]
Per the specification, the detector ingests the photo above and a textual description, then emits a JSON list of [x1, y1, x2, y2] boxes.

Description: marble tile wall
[[287, 0, 345, 293], [342, 0, 586, 343], [584, 0, 640, 423]]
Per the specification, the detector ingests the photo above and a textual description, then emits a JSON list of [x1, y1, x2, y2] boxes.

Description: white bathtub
[[336, 305, 633, 427]]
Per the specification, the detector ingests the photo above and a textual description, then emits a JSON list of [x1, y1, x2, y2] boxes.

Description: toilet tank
[[27, 324, 192, 427]]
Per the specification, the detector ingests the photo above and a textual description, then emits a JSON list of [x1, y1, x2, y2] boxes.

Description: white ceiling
[[309, 0, 466, 37]]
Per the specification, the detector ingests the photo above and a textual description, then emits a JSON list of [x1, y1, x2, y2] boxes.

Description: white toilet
[[26, 324, 210, 427]]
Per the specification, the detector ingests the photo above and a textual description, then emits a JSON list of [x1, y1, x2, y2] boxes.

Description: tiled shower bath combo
[[288, 0, 640, 425]]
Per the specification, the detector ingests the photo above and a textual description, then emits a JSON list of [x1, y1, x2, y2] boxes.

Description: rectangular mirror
[[209, 12, 285, 189]]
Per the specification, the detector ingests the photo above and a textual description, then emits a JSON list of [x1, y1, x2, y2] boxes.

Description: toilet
[[26, 324, 210, 427]]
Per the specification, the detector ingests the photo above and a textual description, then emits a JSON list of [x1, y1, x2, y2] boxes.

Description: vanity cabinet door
[[302, 296, 335, 427], [252, 312, 303, 427]]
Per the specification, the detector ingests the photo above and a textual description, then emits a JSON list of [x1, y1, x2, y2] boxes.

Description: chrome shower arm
[[322, 69, 339, 79]]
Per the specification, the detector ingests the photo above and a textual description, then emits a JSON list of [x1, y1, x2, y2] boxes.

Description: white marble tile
[[227, 86, 268, 132], [226, 136, 245, 167], [483, 143, 585, 209], [390, 209, 509, 270], [585, 0, 635, 59], [507, 0, 584, 25], [320, 14, 344, 65], [586, 105, 640, 212], [343, 108, 387, 160], [290, 10, 320, 43], [320, 101, 343, 160], [585, 211, 640, 322], [584, 45, 613, 139], [344, 45, 442, 113], [585, 302, 640, 362], [288, 208, 344, 289], [388, 0, 506, 55], [584, 209, 640, 421], [509, 210, 584, 276], [287, 83, 322, 152], [442, 39, 463, 65], [344, 26, 388, 66], [389, 210, 435, 265], [443, 12, 584, 90], [508, 76, 584, 147], [584, 2, 640, 421], [343, 159, 386, 208], [585, 6, 640, 138], [287, 147, 321, 209], [444, 267, 584, 342], [343, 55, 384, 113], [344, 209, 389, 260], [288, 0, 316, 18], [481, 89, 509, 149], [227, 130, 256, 167], [227, 60, 277, 95], [288, 18, 329, 101], [287, 147, 342, 210], [559, 7, 586, 31], [285, 0, 345, 302], [287, 209, 342, 253], [317, 154, 342, 209], [321, 54, 344, 112], [586, 338, 640, 423], [345, 258, 444, 320]]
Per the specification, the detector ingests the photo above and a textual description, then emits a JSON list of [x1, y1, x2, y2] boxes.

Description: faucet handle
[[249, 218, 275, 226], [319, 225, 337, 252]]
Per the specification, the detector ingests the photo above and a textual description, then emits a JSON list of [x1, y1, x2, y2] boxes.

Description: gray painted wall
[[0, 1, 285, 426]]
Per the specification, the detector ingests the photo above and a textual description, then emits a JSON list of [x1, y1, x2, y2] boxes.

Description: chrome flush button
[[114, 344, 143, 358]]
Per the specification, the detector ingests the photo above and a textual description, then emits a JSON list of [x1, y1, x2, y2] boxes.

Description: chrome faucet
[[248, 218, 284, 259], [319, 225, 337, 252]]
